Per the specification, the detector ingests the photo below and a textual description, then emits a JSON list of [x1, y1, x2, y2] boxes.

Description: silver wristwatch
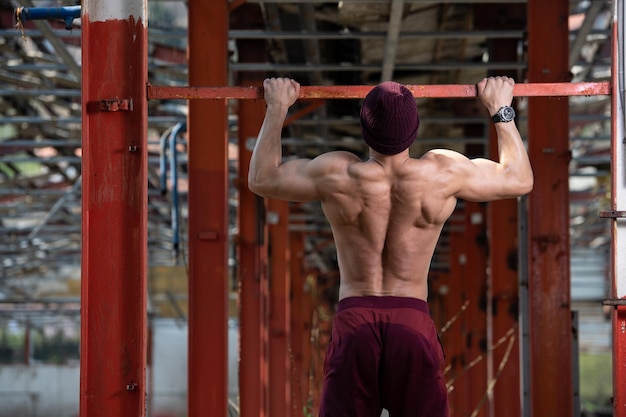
[[491, 106, 516, 123]]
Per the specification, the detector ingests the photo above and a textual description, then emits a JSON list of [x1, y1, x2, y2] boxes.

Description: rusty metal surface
[[79, 2, 148, 417], [267, 199, 291, 417], [238, 86, 270, 417], [186, 1, 229, 417], [611, 5, 626, 415], [147, 81, 610, 100], [526, 0, 574, 416]]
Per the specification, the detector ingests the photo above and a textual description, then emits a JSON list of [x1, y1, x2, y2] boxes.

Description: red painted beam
[[610, 10, 626, 416], [238, 83, 269, 417], [289, 231, 307, 416], [614, 306, 626, 416], [477, 7, 525, 414], [147, 82, 610, 100], [464, 203, 488, 417], [187, 1, 229, 416], [80, 2, 148, 417], [527, 0, 573, 416], [441, 210, 469, 414], [268, 199, 292, 417]]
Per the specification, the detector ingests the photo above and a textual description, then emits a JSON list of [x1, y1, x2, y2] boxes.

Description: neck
[[369, 148, 410, 165]]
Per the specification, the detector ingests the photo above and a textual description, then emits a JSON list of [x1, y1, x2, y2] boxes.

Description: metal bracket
[[602, 299, 626, 307], [99, 99, 133, 112], [599, 210, 626, 219]]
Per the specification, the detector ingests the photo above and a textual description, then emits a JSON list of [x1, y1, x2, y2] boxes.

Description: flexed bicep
[[425, 149, 528, 202], [251, 158, 321, 202], [249, 151, 358, 202]]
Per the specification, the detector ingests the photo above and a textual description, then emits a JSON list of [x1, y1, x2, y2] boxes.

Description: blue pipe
[[16, 6, 81, 30], [159, 123, 186, 262], [159, 129, 170, 196]]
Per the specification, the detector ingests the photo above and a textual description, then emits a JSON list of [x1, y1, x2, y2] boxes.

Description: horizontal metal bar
[[229, 61, 527, 72], [0, 156, 187, 164], [0, 116, 186, 124], [147, 81, 611, 100], [602, 299, 626, 306], [229, 29, 524, 40], [0, 188, 186, 197], [247, 0, 527, 3], [0, 89, 81, 97], [4, 27, 606, 43], [4, 27, 609, 41], [0, 140, 165, 147], [599, 210, 626, 218]]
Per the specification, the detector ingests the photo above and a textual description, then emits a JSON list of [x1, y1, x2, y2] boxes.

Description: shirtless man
[[249, 76, 533, 417]]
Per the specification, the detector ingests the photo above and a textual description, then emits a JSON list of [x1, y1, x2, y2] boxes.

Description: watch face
[[501, 106, 515, 121]]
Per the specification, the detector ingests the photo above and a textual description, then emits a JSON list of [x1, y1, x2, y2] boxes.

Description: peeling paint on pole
[[86, 0, 146, 23], [80, 1, 148, 417]]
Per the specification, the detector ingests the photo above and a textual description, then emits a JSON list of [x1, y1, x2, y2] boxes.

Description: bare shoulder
[[313, 150, 361, 165], [309, 150, 361, 175], [421, 148, 468, 165]]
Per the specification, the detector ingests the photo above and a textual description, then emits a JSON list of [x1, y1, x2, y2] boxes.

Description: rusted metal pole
[[526, 0, 573, 416], [147, 82, 610, 100], [464, 202, 488, 417], [80, 1, 148, 417], [187, 1, 229, 416], [289, 231, 307, 416], [442, 210, 470, 413], [268, 199, 292, 417], [238, 85, 270, 417], [477, 4, 525, 414], [610, 2, 626, 415]]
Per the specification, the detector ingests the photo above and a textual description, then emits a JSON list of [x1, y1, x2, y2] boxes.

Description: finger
[[476, 78, 487, 94]]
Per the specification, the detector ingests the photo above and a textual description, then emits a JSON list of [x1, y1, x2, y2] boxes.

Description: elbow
[[521, 171, 534, 195], [248, 172, 272, 197], [248, 174, 263, 196], [515, 173, 534, 196], [523, 175, 534, 195]]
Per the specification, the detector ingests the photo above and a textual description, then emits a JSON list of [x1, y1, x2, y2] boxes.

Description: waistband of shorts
[[336, 296, 429, 315]]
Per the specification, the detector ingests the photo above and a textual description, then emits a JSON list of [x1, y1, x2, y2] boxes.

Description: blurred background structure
[[0, 1, 618, 416]]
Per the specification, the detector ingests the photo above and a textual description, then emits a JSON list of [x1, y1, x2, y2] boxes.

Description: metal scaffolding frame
[[0, 1, 621, 417]]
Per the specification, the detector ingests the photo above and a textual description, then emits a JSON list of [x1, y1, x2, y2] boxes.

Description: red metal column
[[289, 231, 307, 417], [474, 5, 525, 415], [80, 2, 147, 417], [187, 1, 229, 416], [527, 0, 572, 416], [610, 6, 626, 415], [268, 199, 292, 417], [232, 5, 270, 416], [442, 211, 470, 415], [463, 201, 488, 417], [238, 83, 269, 417]]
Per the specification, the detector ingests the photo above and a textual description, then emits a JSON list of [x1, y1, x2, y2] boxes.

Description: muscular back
[[249, 77, 532, 303], [317, 152, 457, 301]]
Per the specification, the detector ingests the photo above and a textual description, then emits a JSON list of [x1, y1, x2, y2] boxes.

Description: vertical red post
[[474, 5, 525, 414], [268, 199, 292, 417], [187, 1, 229, 416], [527, 0, 572, 416], [238, 87, 270, 417], [289, 231, 307, 416], [80, 1, 148, 417], [611, 6, 626, 415], [463, 202, 488, 417], [442, 211, 470, 414]]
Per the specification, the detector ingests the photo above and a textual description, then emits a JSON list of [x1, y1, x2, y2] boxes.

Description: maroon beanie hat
[[360, 81, 419, 155]]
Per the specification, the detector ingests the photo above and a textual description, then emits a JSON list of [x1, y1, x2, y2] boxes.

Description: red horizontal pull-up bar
[[146, 81, 610, 100]]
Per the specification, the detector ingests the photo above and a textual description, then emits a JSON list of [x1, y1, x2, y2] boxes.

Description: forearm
[[248, 103, 290, 193], [495, 122, 534, 193]]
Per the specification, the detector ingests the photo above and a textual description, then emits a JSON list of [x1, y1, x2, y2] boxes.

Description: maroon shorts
[[319, 296, 449, 417]]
